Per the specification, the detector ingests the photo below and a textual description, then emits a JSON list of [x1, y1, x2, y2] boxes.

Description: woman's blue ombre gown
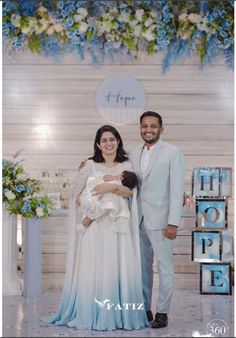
[[42, 161, 148, 330]]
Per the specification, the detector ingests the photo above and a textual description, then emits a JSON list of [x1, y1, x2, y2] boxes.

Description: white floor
[[2, 283, 234, 337]]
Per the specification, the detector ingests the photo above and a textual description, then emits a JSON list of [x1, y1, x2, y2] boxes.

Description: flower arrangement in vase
[[2, 150, 52, 219]]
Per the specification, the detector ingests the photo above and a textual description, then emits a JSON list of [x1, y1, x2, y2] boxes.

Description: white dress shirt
[[140, 143, 157, 177]]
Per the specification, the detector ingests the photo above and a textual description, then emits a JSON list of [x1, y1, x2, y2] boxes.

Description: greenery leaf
[[28, 34, 41, 53]]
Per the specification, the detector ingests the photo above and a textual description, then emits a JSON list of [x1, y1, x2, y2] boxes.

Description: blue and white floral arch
[[2, 0, 234, 71]]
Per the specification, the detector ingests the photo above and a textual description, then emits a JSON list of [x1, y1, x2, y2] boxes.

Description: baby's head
[[121, 171, 138, 189]]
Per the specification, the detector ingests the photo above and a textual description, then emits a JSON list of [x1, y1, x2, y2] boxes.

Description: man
[[130, 111, 185, 328]]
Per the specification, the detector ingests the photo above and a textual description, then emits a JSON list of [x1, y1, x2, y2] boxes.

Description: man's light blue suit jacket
[[130, 139, 185, 230]]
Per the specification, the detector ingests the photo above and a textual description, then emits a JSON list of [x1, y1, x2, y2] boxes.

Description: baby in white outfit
[[77, 170, 138, 234]]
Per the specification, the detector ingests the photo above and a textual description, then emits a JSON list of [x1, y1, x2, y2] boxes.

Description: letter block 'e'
[[200, 263, 232, 295]]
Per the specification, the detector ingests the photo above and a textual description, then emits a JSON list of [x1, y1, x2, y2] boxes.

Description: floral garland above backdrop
[[2, 0, 234, 71]]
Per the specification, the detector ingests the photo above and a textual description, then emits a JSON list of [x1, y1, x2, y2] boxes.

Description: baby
[[77, 170, 138, 235]]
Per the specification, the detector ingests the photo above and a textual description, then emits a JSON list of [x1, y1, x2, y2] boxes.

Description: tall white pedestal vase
[[2, 204, 22, 295], [23, 218, 42, 298]]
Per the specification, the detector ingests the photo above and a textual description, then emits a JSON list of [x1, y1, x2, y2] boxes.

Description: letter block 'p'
[[192, 230, 222, 262]]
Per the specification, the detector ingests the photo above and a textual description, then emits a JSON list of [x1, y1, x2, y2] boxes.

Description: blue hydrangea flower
[[67, 1, 76, 12], [10, 34, 25, 51], [57, 1, 75, 16], [21, 203, 31, 213], [223, 37, 233, 49], [2, 23, 11, 37], [163, 38, 190, 72], [199, 0, 209, 14], [72, 41, 85, 60], [66, 17, 74, 28], [218, 28, 228, 38], [162, 5, 172, 24], [16, 185, 25, 193], [118, 3, 129, 10], [3, 1, 17, 13], [90, 1, 110, 14], [41, 35, 62, 57], [75, 1, 87, 9], [27, 186, 33, 193], [58, 1, 65, 10], [38, 203, 45, 208], [66, 30, 77, 39], [223, 19, 232, 30], [157, 27, 170, 48], [19, 0, 39, 16], [159, 0, 167, 6]]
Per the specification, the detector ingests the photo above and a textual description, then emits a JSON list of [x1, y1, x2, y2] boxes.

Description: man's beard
[[142, 135, 160, 144]]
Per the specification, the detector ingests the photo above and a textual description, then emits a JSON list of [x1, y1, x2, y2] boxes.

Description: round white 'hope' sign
[[96, 73, 146, 124]]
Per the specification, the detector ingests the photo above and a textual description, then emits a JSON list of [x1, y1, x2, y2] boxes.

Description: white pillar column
[[23, 218, 42, 298], [2, 204, 22, 295]]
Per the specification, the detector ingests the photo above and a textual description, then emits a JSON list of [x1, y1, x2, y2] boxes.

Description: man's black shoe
[[146, 310, 153, 322], [151, 312, 168, 328]]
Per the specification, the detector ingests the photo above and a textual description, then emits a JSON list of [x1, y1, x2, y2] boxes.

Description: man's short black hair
[[140, 111, 163, 127], [121, 171, 138, 189]]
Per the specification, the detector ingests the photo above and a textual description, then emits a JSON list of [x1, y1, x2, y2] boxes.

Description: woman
[[43, 125, 148, 330]]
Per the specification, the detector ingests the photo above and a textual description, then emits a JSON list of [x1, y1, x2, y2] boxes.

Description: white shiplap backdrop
[[3, 51, 234, 290]]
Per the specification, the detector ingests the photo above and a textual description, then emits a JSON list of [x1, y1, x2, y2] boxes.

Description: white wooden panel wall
[[3, 51, 233, 290]]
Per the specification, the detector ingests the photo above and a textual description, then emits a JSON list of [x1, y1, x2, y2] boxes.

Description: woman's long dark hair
[[89, 125, 128, 163]]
